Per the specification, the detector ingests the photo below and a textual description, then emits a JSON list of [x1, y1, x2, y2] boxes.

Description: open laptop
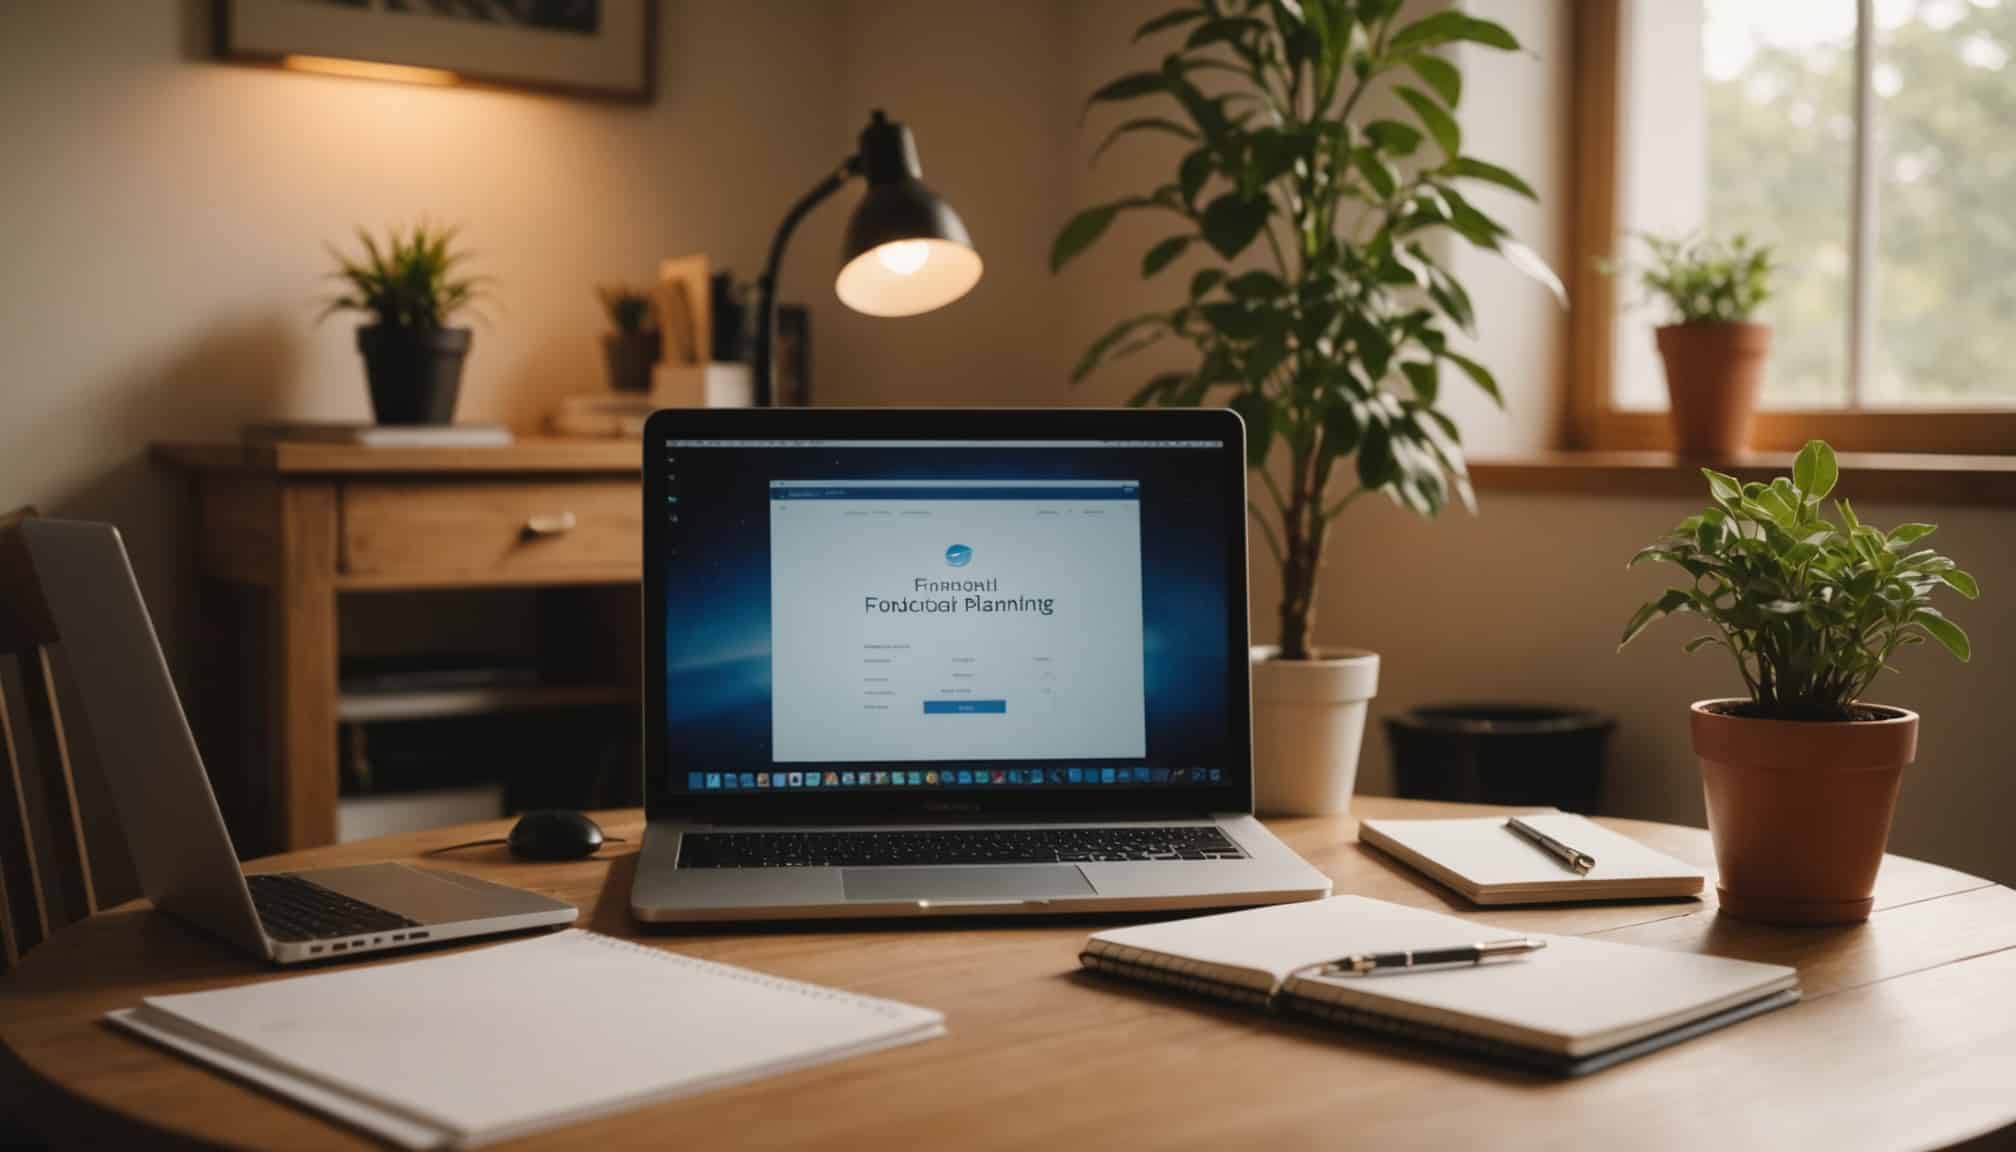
[[630, 408, 1334, 922], [18, 519, 578, 965]]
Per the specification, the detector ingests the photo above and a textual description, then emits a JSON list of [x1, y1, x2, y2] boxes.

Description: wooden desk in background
[[154, 439, 644, 854], [3, 799, 2014, 1150]]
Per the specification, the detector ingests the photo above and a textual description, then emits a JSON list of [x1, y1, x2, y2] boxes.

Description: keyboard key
[[677, 826, 1246, 869]]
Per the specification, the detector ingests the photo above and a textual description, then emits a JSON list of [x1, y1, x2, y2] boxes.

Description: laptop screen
[[646, 416, 1250, 815]]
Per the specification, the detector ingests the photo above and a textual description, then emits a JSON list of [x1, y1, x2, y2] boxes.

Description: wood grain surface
[[4, 797, 2013, 1151]]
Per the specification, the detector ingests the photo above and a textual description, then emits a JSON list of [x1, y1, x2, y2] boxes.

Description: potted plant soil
[[598, 284, 661, 393], [1054, 2, 1563, 814], [1611, 232, 1775, 458], [324, 222, 486, 425], [1620, 440, 1980, 924]]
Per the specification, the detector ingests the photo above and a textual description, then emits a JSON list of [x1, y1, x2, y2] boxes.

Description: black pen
[[1506, 815, 1597, 874], [1306, 937, 1547, 976]]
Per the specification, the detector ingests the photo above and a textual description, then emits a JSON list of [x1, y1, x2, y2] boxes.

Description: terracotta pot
[[1250, 647, 1379, 816], [1655, 322, 1770, 458], [1690, 699, 1917, 925]]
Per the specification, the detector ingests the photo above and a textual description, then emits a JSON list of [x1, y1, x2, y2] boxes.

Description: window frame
[[1567, 0, 2016, 456]]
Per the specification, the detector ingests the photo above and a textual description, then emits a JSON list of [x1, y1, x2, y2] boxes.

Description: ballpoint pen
[[1302, 937, 1548, 976], [1506, 815, 1597, 874]]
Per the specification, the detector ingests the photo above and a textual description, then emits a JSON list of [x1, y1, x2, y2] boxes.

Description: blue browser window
[[659, 441, 1231, 794]]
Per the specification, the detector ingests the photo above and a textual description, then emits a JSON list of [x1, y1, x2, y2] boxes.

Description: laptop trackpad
[[842, 865, 1094, 904]]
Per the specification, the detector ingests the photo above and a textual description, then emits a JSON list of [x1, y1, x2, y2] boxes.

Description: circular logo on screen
[[944, 544, 973, 567]]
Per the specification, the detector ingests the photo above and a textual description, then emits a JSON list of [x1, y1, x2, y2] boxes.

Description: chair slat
[[0, 663, 51, 966], [19, 646, 94, 921]]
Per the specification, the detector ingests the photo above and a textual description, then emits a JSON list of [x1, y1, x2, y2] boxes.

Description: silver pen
[[1506, 815, 1597, 874]]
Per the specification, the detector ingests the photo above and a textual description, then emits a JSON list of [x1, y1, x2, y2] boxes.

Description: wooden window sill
[[1468, 451, 2016, 506]]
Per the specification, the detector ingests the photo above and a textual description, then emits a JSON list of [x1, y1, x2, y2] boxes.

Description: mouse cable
[[423, 835, 627, 856]]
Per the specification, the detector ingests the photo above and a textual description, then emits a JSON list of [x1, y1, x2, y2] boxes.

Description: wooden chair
[[0, 507, 97, 969]]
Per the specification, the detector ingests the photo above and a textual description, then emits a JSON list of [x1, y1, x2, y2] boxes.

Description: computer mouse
[[507, 810, 606, 861]]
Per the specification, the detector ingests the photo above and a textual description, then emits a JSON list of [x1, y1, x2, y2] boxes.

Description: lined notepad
[[1082, 896, 1796, 1076], [1359, 811, 1706, 905], [110, 930, 944, 1149]]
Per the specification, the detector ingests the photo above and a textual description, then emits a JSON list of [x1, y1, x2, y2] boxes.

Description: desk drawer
[[341, 480, 641, 582]]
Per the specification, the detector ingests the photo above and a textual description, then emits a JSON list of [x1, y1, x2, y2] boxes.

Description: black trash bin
[[1385, 703, 1615, 813]]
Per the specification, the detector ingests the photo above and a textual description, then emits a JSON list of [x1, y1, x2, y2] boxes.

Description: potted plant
[[323, 222, 486, 425], [1611, 231, 1774, 458], [598, 284, 661, 393], [1620, 440, 1979, 924], [1053, 2, 1562, 813]]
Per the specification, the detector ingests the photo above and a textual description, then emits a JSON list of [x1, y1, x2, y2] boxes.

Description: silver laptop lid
[[20, 520, 267, 956], [641, 408, 1254, 827]]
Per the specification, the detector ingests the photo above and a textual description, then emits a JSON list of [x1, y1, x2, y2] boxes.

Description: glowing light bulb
[[874, 240, 931, 276]]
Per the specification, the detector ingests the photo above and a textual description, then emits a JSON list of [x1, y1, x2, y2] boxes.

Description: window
[[1570, 0, 2016, 453]]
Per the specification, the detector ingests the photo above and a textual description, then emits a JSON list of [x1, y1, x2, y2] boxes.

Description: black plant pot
[[603, 329, 662, 393], [1385, 703, 1615, 813], [357, 324, 471, 425]]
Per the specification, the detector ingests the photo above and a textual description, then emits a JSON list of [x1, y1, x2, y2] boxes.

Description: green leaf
[[1199, 193, 1270, 259], [1178, 148, 1214, 206], [1498, 239, 1568, 306], [1792, 439, 1838, 502], [1051, 199, 1142, 273], [1323, 398, 1362, 457], [1388, 11, 1520, 55], [1837, 497, 1860, 532], [1200, 301, 1262, 340], [1225, 270, 1286, 300], [1071, 313, 1162, 384], [1186, 17, 1265, 50], [1127, 371, 1188, 407], [1400, 360, 1438, 404], [1228, 391, 1274, 466], [1703, 468, 1743, 508], [1938, 569, 1981, 599], [1407, 54, 1462, 107], [1914, 608, 1972, 662], [1619, 588, 1693, 649], [1363, 120, 1423, 156], [1353, 149, 1398, 198], [1886, 523, 1937, 549], [1134, 8, 1206, 41], [1091, 117, 1198, 165], [1087, 71, 1167, 107], [1448, 156, 1536, 200], [1189, 268, 1225, 299], [1683, 635, 1727, 654], [1142, 235, 1191, 278], [1441, 351, 1500, 405], [1356, 420, 1396, 489], [1395, 86, 1460, 158]]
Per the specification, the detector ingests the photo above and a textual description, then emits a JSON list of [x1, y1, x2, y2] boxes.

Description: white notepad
[[1082, 896, 1796, 1075], [1358, 811, 1706, 904], [110, 930, 945, 1149]]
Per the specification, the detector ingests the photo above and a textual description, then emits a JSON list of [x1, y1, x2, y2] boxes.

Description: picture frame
[[215, 0, 657, 103]]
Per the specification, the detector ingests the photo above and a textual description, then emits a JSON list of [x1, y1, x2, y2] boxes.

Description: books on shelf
[[1080, 896, 1797, 1076], [243, 422, 513, 448]]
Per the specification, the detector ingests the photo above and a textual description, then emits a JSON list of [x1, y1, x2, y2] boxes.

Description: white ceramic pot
[[1249, 646, 1381, 816]]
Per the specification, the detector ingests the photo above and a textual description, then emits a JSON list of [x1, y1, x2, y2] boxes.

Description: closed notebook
[[1080, 896, 1796, 1076], [110, 930, 944, 1149], [1359, 811, 1706, 905]]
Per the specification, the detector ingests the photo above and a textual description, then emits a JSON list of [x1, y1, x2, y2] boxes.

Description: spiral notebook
[[109, 930, 944, 1149], [1081, 896, 1798, 1076]]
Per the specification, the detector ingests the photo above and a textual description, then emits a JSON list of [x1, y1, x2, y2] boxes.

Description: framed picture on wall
[[216, 0, 657, 103]]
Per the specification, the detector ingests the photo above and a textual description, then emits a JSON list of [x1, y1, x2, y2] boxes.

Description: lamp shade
[[832, 112, 982, 317]]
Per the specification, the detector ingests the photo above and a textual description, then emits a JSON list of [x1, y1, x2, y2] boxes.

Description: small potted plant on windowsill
[[1619, 440, 1980, 924], [323, 222, 487, 425], [598, 284, 661, 393], [1608, 232, 1774, 458]]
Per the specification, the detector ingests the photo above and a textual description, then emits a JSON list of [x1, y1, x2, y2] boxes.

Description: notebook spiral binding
[[1078, 941, 1274, 1009], [571, 931, 916, 1018]]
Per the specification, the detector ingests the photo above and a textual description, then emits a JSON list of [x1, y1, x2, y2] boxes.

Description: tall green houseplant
[[1054, 1, 1563, 660]]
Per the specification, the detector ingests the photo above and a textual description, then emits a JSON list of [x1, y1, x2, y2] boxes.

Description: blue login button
[[924, 700, 1006, 715]]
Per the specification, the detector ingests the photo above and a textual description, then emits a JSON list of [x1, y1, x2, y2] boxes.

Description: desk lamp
[[751, 109, 982, 405]]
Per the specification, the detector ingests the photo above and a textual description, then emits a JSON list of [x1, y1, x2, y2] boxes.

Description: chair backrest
[[0, 506, 96, 969]]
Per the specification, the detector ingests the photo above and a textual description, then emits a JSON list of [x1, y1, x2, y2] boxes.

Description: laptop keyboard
[[248, 873, 423, 942], [676, 826, 1247, 869]]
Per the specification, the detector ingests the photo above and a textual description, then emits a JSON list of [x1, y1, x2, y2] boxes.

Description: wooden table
[[5, 797, 2014, 1151], [154, 439, 644, 855]]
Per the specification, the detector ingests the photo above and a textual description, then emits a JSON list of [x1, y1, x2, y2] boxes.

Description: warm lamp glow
[[280, 55, 460, 87], [875, 240, 932, 276], [835, 239, 983, 317]]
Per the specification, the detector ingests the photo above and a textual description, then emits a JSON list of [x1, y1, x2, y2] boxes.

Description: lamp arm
[[752, 156, 861, 406]]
